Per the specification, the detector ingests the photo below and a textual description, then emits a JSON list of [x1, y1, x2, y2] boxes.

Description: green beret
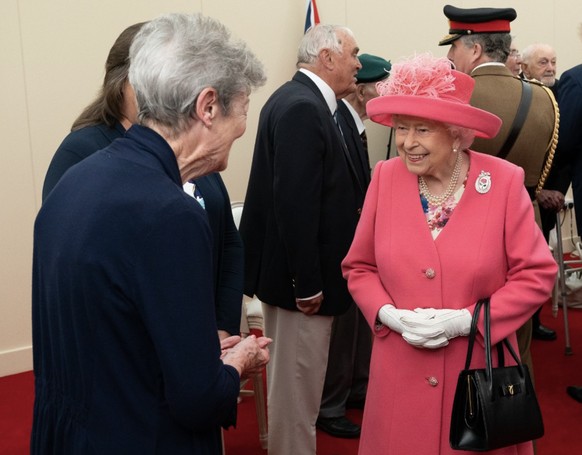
[[356, 54, 391, 83]]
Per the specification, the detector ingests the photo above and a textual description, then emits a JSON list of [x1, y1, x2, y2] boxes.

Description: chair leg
[[252, 372, 268, 450]]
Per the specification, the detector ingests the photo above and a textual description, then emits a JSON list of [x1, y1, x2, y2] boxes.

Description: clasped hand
[[378, 305, 471, 349], [221, 335, 272, 378]]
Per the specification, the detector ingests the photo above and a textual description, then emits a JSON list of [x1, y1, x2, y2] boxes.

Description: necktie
[[333, 110, 346, 145], [360, 129, 372, 177], [360, 130, 368, 154]]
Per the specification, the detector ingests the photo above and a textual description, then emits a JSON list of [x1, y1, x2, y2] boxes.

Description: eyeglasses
[[509, 49, 521, 58]]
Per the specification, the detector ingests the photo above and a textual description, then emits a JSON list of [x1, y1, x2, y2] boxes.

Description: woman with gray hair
[[31, 13, 269, 454]]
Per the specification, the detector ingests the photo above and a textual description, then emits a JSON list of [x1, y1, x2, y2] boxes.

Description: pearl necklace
[[418, 152, 463, 205]]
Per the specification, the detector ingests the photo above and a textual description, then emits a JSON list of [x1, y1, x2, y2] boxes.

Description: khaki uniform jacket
[[470, 64, 557, 189]]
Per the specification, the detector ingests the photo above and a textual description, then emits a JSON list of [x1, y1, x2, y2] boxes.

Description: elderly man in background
[[317, 53, 391, 439], [240, 24, 362, 455], [439, 4, 559, 368], [31, 13, 270, 455], [521, 43, 558, 95]]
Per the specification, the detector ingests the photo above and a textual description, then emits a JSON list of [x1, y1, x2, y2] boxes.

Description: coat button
[[426, 376, 439, 387], [425, 268, 436, 279]]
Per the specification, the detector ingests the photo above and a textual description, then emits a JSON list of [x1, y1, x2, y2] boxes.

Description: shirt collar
[[472, 61, 506, 74], [299, 68, 338, 113], [341, 99, 365, 135]]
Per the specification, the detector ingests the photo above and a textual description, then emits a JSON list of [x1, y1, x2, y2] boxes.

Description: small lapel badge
[[475, 171, 491, 194]]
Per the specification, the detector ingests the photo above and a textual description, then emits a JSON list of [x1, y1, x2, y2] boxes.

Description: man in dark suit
[[317, 53, 391, 439], [558, 64, 582, 233], [239, 24, 361, 455], [438, 5, 559, 361]]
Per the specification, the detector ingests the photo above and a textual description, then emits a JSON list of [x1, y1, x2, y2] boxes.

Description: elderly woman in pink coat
[[341, 54, 557, 455]]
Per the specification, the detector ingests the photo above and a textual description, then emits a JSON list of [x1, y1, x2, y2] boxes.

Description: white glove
[[377, 304, 406, 333], [378, 305, 447, 349], [401, 331, 450, 349], [401, 308, 472, 341]]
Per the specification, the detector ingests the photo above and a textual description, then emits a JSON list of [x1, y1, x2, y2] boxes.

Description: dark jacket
[[42, 122, 242, 335], [32, 125, 239, 454], [193, 174, 243, 336], [240, 71, 364, 316], [337, 99, 371, 192], [558, 65, 582, 231], [42, 122, 125, 202]]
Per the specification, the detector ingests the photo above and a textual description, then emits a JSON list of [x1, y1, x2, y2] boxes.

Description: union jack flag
[[304, 0, 320, 33]]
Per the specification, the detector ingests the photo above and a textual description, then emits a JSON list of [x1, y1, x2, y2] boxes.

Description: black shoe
[[532, 324, 557, 341], [567, 386, 582, 403], [316, 416, 361, 438]]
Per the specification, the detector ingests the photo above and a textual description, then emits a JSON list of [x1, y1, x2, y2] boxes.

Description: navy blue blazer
[[337, 99, 371, 196], [42, 122, 125, 202], [192, 174, 243, 336], [557, 65, 582, 230], [240, 71, 363, 316], [32, 125, 239, 454], [43, 123, 242, 336]]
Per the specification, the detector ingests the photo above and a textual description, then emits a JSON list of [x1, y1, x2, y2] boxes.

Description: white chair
[[231, 201, 268, 450]]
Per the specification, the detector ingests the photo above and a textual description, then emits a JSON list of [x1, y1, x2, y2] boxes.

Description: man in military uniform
[[438, 5, 560, 360]]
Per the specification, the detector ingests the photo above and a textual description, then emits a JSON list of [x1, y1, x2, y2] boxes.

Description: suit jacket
[[43, 122, 242, 336], [193, 174, 243, 336], [470, 64, 558, 190], [557, 65, 582, 228], [32, 125, 239, 454], [337, 99, 371, 194], [240, 71, 363, 316], [342, 151, 557, 455]]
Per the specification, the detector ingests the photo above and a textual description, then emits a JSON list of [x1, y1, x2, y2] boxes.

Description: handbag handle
[[463, 298, 486, 370], [463, 298, 526, 386]]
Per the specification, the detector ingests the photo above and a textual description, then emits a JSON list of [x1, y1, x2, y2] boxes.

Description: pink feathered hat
[[367, 54, 502, 138]]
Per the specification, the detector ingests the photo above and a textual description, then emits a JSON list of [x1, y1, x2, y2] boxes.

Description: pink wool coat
[[342, 151, 557, 455]]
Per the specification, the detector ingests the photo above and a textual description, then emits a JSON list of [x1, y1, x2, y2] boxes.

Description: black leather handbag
[[450, 298, 544, 451]]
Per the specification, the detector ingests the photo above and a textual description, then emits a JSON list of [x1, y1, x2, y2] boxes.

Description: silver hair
[[129, 13, 266, 137], [521, 43, 555, 65], [459, 33, 511, 63], [297, 24, 354, 66], [520, 44, 536, 64], [446, 124, 475, 150]]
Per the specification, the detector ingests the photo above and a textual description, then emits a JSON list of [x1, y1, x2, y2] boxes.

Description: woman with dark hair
[[42, 22, 145, 201]]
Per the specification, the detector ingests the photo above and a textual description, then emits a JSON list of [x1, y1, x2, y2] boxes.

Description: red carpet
[[1, 301, 581, 455]]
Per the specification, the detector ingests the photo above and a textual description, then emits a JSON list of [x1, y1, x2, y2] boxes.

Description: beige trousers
[[262, 303, 333, 455]]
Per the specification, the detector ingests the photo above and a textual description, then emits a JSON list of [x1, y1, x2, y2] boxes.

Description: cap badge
[[475, 171, 491, 194]]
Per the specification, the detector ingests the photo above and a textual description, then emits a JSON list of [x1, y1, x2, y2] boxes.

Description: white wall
[[2, 0, 582, 376]]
